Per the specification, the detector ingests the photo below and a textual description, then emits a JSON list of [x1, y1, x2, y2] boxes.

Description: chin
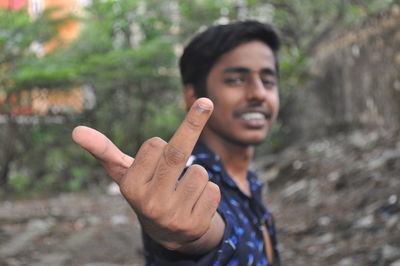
[[244, 138, 266, 146], [228, 135, 267, 147], [235, 129, 268, 145]]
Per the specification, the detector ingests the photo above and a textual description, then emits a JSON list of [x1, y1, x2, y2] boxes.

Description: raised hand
[[72, 98, 223, 253]]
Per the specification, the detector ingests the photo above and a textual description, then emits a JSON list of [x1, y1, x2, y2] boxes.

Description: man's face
[[204, 40, 279, 146]]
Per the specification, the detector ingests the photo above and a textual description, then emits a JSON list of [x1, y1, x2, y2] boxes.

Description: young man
[[73, 20, 280, 265]]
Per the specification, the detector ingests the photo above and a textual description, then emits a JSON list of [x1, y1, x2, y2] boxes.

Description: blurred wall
[[288, 5, 400, 140]]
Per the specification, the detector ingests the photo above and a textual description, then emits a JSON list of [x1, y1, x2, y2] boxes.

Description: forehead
[[213, 40, 276, 72]]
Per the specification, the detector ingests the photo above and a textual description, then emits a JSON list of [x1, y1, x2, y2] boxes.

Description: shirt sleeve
[[141, 204, 237, 266]]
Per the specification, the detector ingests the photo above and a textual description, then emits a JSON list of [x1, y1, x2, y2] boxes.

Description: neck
[[200, 131, 254, 183]]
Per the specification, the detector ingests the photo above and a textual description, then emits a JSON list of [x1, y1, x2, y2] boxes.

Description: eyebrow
[[223, 66, 276, 76]]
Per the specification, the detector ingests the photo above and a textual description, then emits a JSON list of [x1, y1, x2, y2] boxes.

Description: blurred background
[[0, 0, 399, 265]]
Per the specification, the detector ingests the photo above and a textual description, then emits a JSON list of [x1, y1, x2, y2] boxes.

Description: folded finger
[[174, 165, 209, 215], [192, 181, 220, 218]]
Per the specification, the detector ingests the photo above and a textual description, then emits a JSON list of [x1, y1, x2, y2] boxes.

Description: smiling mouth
[[236, 111, 272, 129], [241, 112, 266, 121], [237, 110, 272, 120]]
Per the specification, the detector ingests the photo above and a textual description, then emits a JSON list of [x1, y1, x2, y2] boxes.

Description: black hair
[[179, 20, 281, 98]]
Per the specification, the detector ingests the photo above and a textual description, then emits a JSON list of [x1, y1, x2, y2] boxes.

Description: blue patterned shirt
[[142, 142, 280, 265]]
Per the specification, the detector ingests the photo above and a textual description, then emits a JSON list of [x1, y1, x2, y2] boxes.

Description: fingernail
[[196, 102, 212, 114]]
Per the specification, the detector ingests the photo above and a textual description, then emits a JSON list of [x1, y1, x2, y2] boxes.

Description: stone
[[318, 216, 332, 227], [354, 215, 374, 229], [383, 245, 400, 261], [335, 257, 354, 266], [31, 253, 70, 266], [283, 180, 308, 198], [84, 263, 121, 266], [315, 233, 334, 245], [0, 218, 55, 257], [390, 259, 400, 266], [110, 215, 129, 226]]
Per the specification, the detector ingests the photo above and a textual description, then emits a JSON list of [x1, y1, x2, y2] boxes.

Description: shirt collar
[[189, 141, 264, 194]]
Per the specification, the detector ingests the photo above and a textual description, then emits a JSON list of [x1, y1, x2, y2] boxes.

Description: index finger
[[150, 98, 213, 189]]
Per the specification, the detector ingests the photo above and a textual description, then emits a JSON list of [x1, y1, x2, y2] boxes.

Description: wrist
[[176, 212, 225, 255]]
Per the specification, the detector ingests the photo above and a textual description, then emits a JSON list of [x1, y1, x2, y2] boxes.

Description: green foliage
[[8, 172, 30, 192], [143, 102, 185, 140], [0, 9, 54, 59], [68, 167, 88, 191], [10, 62, 79, 91], [1, 0, 394, 194], [0, 8, 68, 94]]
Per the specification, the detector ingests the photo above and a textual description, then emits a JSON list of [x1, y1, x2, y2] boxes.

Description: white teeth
[[241, 112, 265, 120]]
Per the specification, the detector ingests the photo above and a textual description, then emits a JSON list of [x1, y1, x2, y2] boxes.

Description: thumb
[[72, 126, 134, 182]]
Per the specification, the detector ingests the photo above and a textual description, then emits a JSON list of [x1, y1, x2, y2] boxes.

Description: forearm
[[176, 212, 225, 255]]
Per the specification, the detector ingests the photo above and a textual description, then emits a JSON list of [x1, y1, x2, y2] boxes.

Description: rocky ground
[[259, 128, 400, 266], [0, 192, 144, 266], [0, 128, 399, 266]]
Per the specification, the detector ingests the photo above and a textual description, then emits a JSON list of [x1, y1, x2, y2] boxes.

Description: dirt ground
[[0, 192, 144, 266], [0, 128, 399, 266]]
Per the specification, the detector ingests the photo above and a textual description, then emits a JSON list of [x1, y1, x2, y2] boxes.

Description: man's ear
[[183, 84, 198, 110]]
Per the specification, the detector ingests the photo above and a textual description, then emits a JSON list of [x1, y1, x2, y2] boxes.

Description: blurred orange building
[[0, 0, 91, 118], [0, 0, 83, 49], [0, 0, 26, 10]]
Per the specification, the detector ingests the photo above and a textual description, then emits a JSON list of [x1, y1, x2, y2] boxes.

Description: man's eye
[[262, 79, 276, 88], [225, 77, 245, 85]]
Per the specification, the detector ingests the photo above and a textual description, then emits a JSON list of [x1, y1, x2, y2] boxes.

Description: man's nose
[[246, 74, 267, 101]]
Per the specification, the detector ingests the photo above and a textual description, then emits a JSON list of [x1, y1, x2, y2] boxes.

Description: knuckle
[[141, 199, 163, 220], [181, 165, 209, 194], [164, 212, 188, 231], [142, 137, 166, 150], [184, 115, 202, 131], [187, 164, 208, 180], [134, 137, 166, 167], [119, 181, 135, 201], [183, 182, 200, 198], [206, 181, 220, 194], [164, 218, 182, 233], [180, 182, 198, 198], [163, 144, 186, 166]]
